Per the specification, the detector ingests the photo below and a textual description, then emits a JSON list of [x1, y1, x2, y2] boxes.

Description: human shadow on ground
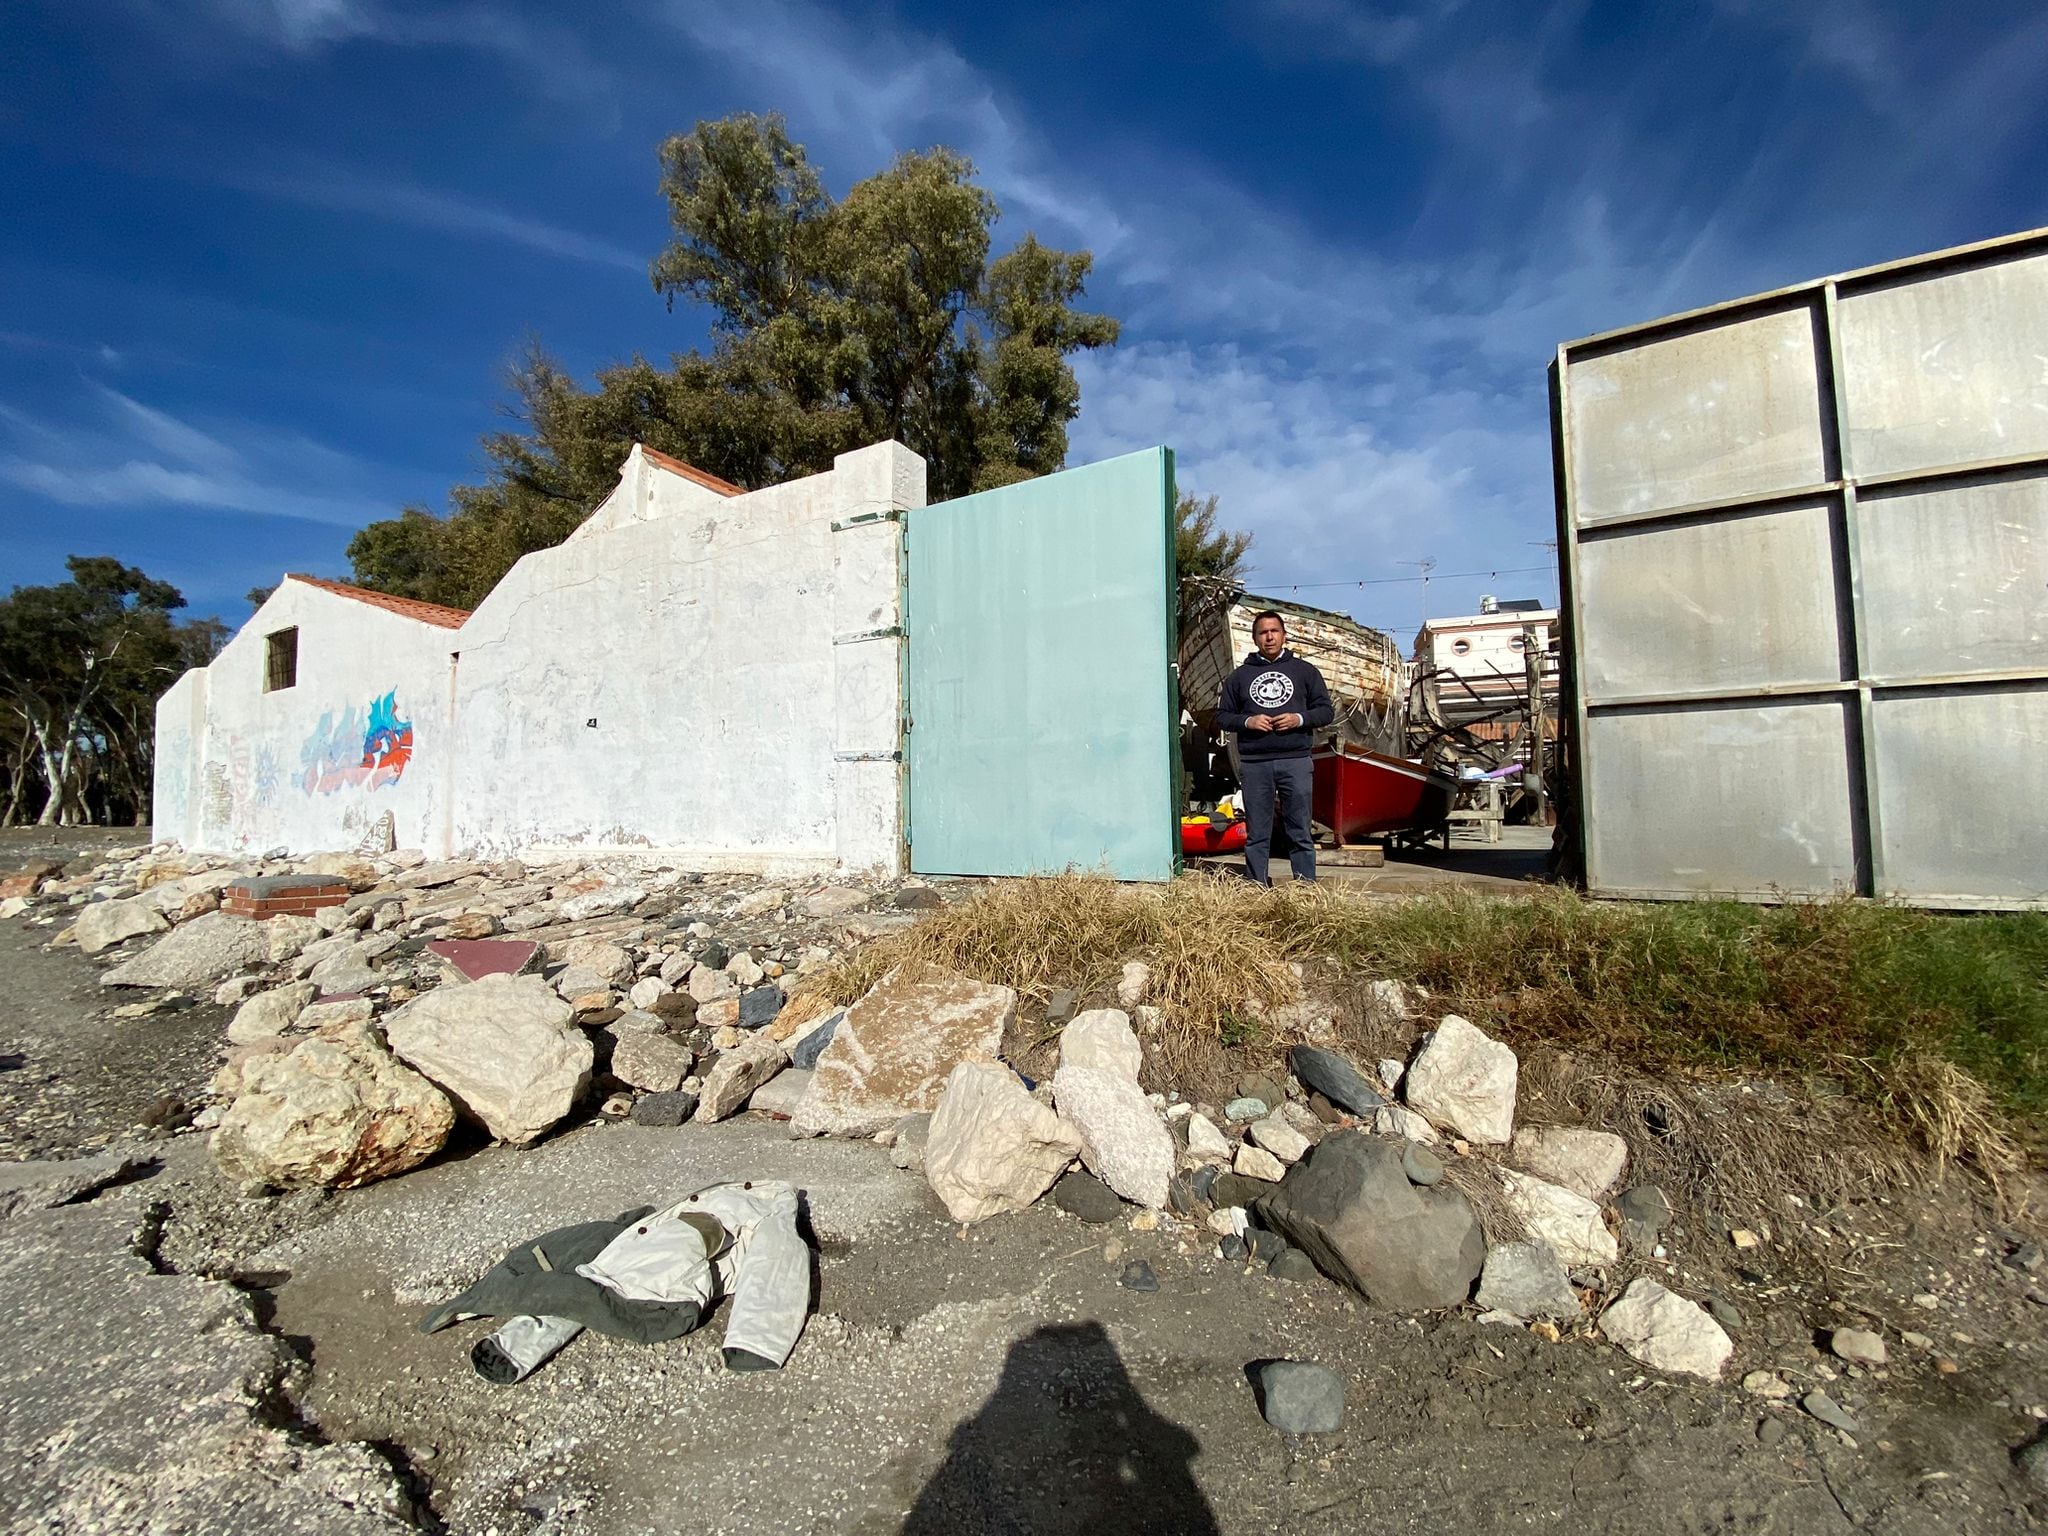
[[901, 1321, 1221, 1535]]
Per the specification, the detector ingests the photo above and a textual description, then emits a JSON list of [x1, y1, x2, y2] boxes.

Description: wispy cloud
[[209, 162, 644, 272], [0, 388, 396, 527]]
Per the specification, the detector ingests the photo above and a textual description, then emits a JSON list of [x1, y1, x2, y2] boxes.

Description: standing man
[[1216, 611, 1334, 884]]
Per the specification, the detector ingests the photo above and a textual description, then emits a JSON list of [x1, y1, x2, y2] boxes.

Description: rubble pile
[[2, 843, 1862, 1408]]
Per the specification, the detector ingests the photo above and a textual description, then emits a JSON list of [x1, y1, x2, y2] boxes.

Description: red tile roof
[[640, 445, 744, 497], [284, 574, 471, 630]]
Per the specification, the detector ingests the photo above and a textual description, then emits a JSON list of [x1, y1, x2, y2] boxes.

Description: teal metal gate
[[906, 447, 1179, 880]]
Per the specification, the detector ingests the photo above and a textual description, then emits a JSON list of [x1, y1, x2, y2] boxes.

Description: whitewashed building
[[154, 440, 922, 875]]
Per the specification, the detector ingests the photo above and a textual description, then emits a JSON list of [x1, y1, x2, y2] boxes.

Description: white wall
[[565, 444, 735, 544], [155, 581, 456, 854]]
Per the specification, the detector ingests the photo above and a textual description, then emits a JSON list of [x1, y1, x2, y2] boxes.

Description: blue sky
[[4, 0, 2046, 638]]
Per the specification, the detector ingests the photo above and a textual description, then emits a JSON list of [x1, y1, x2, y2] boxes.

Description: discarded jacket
[[420, 1180, 810, 1382]]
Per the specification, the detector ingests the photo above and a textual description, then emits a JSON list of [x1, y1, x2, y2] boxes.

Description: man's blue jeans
[[1240, 756, 1315, 885]]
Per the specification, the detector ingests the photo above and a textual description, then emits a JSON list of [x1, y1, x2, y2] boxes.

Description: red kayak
[[1312, 745, 1457, 843], [1180, 817, 1249, 855]]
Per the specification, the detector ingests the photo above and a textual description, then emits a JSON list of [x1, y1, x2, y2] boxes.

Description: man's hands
[[1244, 713, 1302, 733]]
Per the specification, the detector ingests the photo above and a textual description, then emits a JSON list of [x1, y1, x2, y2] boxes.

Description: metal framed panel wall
[[1554, 226, 2048, 909]]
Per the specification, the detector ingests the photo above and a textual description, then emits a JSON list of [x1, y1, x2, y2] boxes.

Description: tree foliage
[[349, 113, 1121, 608], [0, 558, 226, 826], [1174, 490, 1254, 629]]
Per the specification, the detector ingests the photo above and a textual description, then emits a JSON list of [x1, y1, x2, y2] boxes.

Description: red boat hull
[[1312, 747, 1456, 842], [1180, 819, 1249, 855]]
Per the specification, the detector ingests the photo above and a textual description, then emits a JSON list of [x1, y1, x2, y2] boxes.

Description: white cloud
[[0, 391, 397, 528]]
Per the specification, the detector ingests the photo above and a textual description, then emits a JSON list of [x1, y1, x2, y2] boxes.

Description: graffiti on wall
[[301, 690, 415, 795]]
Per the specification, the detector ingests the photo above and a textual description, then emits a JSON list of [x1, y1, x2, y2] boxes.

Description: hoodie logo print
[[1249, 671, 1295, 710]]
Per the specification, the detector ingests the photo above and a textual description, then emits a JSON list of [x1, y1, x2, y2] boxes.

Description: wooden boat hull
[[1312, 747, 1456, 841]]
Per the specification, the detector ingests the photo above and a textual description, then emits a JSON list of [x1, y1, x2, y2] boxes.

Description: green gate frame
[[905, 447, 1180, 881]]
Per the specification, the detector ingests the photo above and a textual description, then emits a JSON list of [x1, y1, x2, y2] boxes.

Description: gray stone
[[383, 973, 593, 1145], [1510, 1124, 1630, 1202], [630, 1090, 698, 1127], [100, 911, 269, 990], [738, 984, 784, 1029], [746, 1069, 813, 1119], [226, 981, 319, 1045], [1403, 1014, 1517, 1145], [554, 938, 634, 986], [1618, 1184, 1672, 1230], [1288, 1045, 1385, 1116], [1256, 1360, 1345, 1435], [1236, 1073, 1287, 1113], [1757, 1416, 1788, 1447], [1119, 1260, 1158, 1292], [1045, 988, 1079, 1026], [1219, 1234, 1249, 1261], [1829, 1327, 1887, 1367], [1051, 1171, 1125, 1224], [1599, 1279, 1734, 1380], [1801, 1391, 1861, 1435], [693, 1034, 785, 1123], [1475, 1240, 1580, 1320], [610, 1032, 694, 1094], [788, 1009, 843, 1070], [791, 967, 1013, 1139], [1224, 1096, 1270, 1123], [1059, 1009, 1143, 1080], [553, 964, 612, 1002], [1053, 1063, 1175, 1210], [1401, 1142, 1445, 1186], [2016, 1437, 2048, 1493], [0, 1149, 146, 1220], [1209, 1172, 1272, 1209], [74, 895, 169, 954], [890, 1112, 933, 1172], [1255, 1132, 1484, 1309], [1269, 1247, 1322, 1283]]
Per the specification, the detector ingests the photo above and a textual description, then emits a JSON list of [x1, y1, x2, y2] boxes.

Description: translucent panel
[[1839, 251, 2048, 477], [1871, 688, 2048, 904], [1584, 700, 1859, 896], [1856, 471, 2048, 680], [907, 448, 1178, 880], [1577, 500, 1844, 701], [1566, 306, 1831, 524]]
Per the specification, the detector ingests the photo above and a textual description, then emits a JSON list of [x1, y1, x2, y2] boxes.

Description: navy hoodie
[[1216, 649, 1335, 761]]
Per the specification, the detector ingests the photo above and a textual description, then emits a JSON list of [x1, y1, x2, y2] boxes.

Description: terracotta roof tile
[[284, 574, 471, 630], [639, 445, 743, 497]]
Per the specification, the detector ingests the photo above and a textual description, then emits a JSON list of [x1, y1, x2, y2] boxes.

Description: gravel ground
[[4, 831, 2048, 1534]]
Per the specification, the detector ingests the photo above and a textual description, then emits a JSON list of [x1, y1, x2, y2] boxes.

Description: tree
[[349, 113, 1120, 607], [1174, 490, 1254, 630], [0, 558, 224, 826]]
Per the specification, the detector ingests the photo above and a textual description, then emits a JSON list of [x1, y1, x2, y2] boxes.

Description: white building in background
[[1413, 595, 1560, 726], [153, 440, 923, 874]]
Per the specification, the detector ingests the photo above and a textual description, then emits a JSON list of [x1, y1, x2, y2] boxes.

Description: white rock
[[1059, 1009, 1143, 1081], [1600, 1279, 1734, 1379], [627, 977, 670, 1010], [100, 911, 268, 990], [1184, 1113, 1232, 1164], [694, 1034, 785, 1122], [924, 1061, 1084, 1223], [384, 973, 592, 1145], [74, 895, 169, 954], [727, 952, 766, 987], [210, 1021, 455, 1190], [1510, 1125, 1630, 1202], [791, 967, 1013, 1139], [1403, 1014, 1517, 1144], [1234, 1142, 1288, 1182], [1830, 1327, 1887, 1368], [226, 981, 318, 1045], [0, 896, 29, 920], [802, 888, 869, 918], [748, 1068, 813, 1119], [553, 965, 611, 1002], [555, 939, 634, 987], [658, 952, 696, 986], [1208, 1206, 1249, 1237], [558, 885, 645, 921], [1116, 960, 1152, 1009], [1052, 1063, 1174, 1210], [1248, 1115, 1311, 1166], [733, 888, 788, 918], [297, 997, 373, 1033], [611, 1032, 694, 1093], [687, 965, 739, 1005], [1378, 1058, 1406, 1092], [1500, 1169, 1619, 1267], [263, 915, 324, 965], [1374, 1104, 1440, 1144], [213, 975, 263, 1007], [1366, 979, 1408, 1018]]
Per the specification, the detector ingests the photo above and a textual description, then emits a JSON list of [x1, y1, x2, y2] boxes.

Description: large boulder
[[74, 896, 168, 955], [790, 967, 1013, 1139], [1599, 1279, 1734, 1379], [383, 973, 592, 1144], [695, 1034, 785, 1122], [1499, 1169, 1619, 1267], [100, 911, 269, 990], [1058, 1008, 1143, 1080], [1255, 1132, 1484, 1309], [1510, 1125, 1629, 1202], [1051, 1063, 1174, 1210], [211, 1021, 455, 1189], [226, 981, 318, 1045], [1403, 1015, 1517, 1144], [924, 1061, 1084, 1223]]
